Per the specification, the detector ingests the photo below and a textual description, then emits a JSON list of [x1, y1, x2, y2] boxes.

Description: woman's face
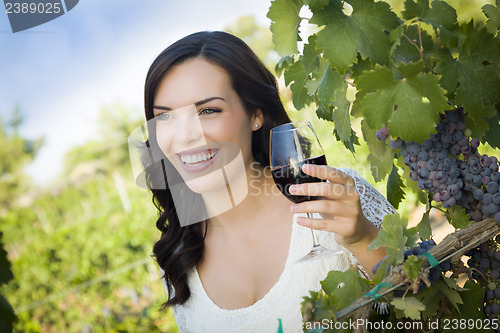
[[152, 57, 260, 194]]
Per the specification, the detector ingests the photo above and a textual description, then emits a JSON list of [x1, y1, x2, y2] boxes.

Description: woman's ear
[[252, 109, 264, 131]]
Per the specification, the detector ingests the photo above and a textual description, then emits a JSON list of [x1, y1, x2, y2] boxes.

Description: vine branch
[[335, 217, 499, 321]]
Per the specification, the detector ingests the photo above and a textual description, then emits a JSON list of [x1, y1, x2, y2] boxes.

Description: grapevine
[[268, 0, 500, 329]]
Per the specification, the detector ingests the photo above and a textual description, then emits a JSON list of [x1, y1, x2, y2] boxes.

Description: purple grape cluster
[[371, 239, 450, 295], [379, 107, 500, 224], [466, 239, 500, 317]]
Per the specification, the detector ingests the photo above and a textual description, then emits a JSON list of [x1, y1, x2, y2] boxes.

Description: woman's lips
[[175, 148, 219, 173]]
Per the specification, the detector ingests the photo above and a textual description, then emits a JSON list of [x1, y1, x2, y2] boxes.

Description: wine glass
[[270, 121, 343, 263]]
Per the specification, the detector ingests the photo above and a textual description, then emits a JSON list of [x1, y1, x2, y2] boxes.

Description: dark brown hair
[[144, 31, 290, 307]]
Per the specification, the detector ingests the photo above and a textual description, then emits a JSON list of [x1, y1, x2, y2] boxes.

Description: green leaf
[[0, 294, 16, 333], [483, 114, 500, 149], [458, 280, 488, 320], [367, 147, 394, 182], [284, 60, 311, 110], [417, 210, 432, 241], [321, 268, 371, 311], [391, 297, 425, 320], [316, 106, 332, 122], [446, 205, 473, 230], [393, 25, 435, 67], [435, 278, 463, 312], [434, 29, 500, 126], [372, 257, 391, 285], [351, 54, 372, 82], [333, 127, 360, 153], [361, 119, 387, 160], [331, 84, 352, 144], [310, 0, 400, 73], [402, 0, 457, 47], [317, 65, 344, 107], [413, 285, 442, 320], [403, 255, 423, 280], [268, 0, 303, 56], [304, 0, 329, 11], [483, 3, 500, 30], [305, 57, 330, 96], [369, 213, 409, 265], [387, 164, 406, 210], [358, 64, 449, 142], [275, 55, 294, 77]]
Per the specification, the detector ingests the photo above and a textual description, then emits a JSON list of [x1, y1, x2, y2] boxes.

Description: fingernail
[[296, 217, 305, 225], [289, 185, 297, 193]]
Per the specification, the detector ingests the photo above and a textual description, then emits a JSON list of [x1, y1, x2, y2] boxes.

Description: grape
[[487, 289, 495, 300], [480, 258, 491, 269], [376, 126, 389, 141], [473, 188, 485, 200], [493, 304, 500, 315], [488, 203, 499, 215], [492, 172, 500, 182], [492, 269, 500, 280], [493, 193, 500, 205], [470, 138, 480, 149], [495, 211, 500, 225], [486, 182, 499, 193], [390, 138, 402, 149]]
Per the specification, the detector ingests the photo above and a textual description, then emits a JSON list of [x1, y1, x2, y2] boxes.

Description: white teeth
[[180, 151, 215, 165]]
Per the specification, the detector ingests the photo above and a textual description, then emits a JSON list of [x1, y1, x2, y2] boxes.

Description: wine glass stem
[[307, 213, 321, 247]]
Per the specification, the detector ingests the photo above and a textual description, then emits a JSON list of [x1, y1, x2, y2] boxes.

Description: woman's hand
[[289, 164, 385, 274]]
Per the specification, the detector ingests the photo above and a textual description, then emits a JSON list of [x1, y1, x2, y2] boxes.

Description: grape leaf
[[397, 155, 427, 203], [446, 205, 473, 230], [316, 106, 332, 122], [331, 83, 352, 144], [393, 25, 435, 69], [435, 278, 463, 312], [350, 54, 372, 82], [333, 127, 360, 153], [413, 285, 441, 320], [367, 147, 394, 182], [358, 63, 448, 142], [458, 280, 487, 320], [417, 210, 432, 241], [482, 114, 500, 149], [0, 295, 16, 333], [275, 55, 294, 77], [403, 255, 423, 279], [372, 256, 391, 285], [368, 213, 417, 265], [304, 0, 329, 11], [434, 28, 500, 127], [309, 0, 400, 73], [361, 119, 387, 160], [320, 268, 371, 311], [391, 297, 425, 320], [284, 60, 311, 110], [483, 2, 500, 30], [305, 57, 330, 96], [267, 0, 303, 56], [402, 0, 457, 47], [317, 65, 344, 108], [387, 164, 406, 209]]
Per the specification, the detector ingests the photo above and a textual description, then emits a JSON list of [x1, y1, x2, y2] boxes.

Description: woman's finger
[[296, 215, 358, 236], [289, 182, 358, 200], [291, 199, 358, 218], [301, 164, 354, 186]]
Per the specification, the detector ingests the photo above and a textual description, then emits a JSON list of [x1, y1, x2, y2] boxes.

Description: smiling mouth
[[179, 150, 217, 166]]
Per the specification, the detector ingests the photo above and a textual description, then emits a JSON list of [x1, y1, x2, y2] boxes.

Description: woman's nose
[[175, 105, 205, 147]]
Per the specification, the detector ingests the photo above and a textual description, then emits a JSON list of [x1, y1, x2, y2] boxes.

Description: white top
[[160, 168, 395, 333]]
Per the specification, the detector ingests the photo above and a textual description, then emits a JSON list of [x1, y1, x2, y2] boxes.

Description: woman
[[142, 31, 393, 332]]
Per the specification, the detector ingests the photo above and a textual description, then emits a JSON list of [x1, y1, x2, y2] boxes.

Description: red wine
[[271, 155, 327, 203]]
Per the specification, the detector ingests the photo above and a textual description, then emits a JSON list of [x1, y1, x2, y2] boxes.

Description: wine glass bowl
[[270, 121, 343, 263]]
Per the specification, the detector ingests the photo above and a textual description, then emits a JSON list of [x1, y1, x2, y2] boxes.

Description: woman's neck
[[205, 162, 280, 233]]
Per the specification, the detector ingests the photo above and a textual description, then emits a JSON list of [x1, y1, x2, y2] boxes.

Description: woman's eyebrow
[[153, 97, 225, 111]]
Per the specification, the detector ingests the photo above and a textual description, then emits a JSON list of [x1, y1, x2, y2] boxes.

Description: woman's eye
[[156, 113, 173, 121], [199, 108, 221, 116]]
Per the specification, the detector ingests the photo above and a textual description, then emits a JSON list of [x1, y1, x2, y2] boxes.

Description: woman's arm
[[289, 164, 392, 277]]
